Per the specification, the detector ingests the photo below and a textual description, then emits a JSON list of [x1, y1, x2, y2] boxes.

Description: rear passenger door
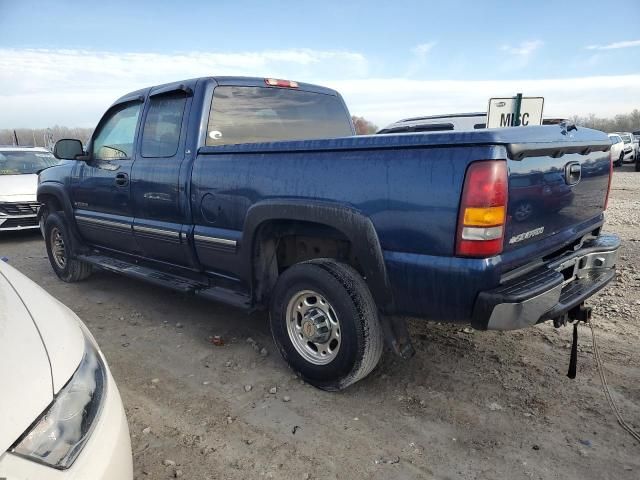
[[131, 84, 195, 267]]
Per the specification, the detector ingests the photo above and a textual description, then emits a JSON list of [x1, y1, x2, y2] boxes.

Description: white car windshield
[[0, 150, 57, 175]]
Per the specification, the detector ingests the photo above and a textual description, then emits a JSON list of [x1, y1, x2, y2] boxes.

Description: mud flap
[[380, 315, 415, 359]]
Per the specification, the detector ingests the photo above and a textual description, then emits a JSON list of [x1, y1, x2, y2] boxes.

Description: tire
[[616, 153, 624, 167], [44, 212, 93, 282], [636, 156, 640, 172], [269, 259, 384, 391]]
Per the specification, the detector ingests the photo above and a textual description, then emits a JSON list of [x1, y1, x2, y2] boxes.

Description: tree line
[[569, 109, 640, 133], [0, 126, 93, 149], [2, 110, 637, 149]]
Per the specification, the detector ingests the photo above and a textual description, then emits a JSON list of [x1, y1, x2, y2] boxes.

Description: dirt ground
[[1, 165, 639, 480]]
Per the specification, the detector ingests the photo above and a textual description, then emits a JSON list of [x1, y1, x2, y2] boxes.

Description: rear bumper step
[[472, 233, 620, 330]]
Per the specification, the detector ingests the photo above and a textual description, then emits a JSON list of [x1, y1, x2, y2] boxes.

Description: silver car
[[0, 147, 57, 232], [612, 132, 636, 162]]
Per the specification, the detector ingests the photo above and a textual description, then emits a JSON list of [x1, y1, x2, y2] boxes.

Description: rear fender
[[242, 199, 392, 310]]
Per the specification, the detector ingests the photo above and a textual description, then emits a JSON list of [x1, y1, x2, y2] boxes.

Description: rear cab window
[[141, 92, 187, 158], [206, 86, 353, 146]]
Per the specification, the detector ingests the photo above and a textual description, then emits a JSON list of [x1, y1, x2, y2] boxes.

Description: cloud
[[0, 47, 369, 127], [328, 74, 640, 128], [586, 39, 640, 50], [406, 42, 437, 77], [500, 40, 543, 58], [412, 42, 437, 59], [0, 48, 638, 130]]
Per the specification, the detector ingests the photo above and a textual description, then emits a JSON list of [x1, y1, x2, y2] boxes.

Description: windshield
[[0, 150, 58, 175], [621, 134, 632, 143]]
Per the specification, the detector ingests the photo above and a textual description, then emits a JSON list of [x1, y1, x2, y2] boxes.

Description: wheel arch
[[37, 182, 85, 252], [38, 182, 73, 217], [242, 199, 392, 311]]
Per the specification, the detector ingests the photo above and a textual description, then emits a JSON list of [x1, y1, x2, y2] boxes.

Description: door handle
[[565, 162, 581, 185], [115, 172, 129, 187]]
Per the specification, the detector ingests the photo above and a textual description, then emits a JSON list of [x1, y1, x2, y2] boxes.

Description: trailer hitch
[[566, 304, 592, 379]]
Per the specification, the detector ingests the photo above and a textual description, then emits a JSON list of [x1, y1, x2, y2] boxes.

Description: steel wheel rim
[[50, 227, 66, 269], [285, 289, 341, 365]]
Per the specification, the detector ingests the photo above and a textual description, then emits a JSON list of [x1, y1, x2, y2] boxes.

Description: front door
[[71, 100, 143, 253]]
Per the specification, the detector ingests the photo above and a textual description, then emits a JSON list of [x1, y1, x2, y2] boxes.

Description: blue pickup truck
[[39, 76, 619, 390]]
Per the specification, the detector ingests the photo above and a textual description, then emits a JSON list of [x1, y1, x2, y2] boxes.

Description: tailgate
[[504, 134, 611, 255]]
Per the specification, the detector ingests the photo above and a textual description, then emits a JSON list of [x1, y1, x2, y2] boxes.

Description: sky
[[1, 0, 639, 129]]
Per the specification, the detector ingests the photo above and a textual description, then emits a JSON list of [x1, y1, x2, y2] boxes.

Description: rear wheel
[[44, 212, 92, 282], [269, 259, 383, 391]]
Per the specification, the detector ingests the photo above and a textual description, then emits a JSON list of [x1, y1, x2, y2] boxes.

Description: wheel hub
[[301, 308, 331, 343], [285, 290, 342, 366], [50, 227, 66, 269]]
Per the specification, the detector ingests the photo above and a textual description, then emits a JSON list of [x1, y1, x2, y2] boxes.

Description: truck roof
[[113, 76, 340, 106]]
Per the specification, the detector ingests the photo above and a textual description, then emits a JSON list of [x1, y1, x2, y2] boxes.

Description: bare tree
[[570, 109, 640, 133], [0, 126, 93, 150], [351, 116, 378, 135]]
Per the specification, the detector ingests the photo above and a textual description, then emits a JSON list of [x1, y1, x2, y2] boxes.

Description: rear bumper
[[472, 233, 619, 330]]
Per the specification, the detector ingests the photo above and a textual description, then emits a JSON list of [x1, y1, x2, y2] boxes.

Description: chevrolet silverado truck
[[39, 76, 619, 390]]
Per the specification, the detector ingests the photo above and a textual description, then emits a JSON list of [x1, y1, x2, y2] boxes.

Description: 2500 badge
[[509, 226, 545, 245]]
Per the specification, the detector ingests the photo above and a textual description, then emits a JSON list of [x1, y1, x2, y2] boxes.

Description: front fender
[[37, 182, 87, 253]]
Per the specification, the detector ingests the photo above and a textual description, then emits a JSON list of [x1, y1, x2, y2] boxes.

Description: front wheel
[[44, 212, 93, 282], [269, 259, 383, 391]]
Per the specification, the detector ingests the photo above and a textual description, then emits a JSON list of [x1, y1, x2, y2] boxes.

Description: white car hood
[[0, 262, 84, 454], [0, 174, 38, 202]]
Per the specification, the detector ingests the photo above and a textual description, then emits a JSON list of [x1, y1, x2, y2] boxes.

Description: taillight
[[604, 150, 613, 210], [265, 78, 299, 88], [456, 160, 508, 257]]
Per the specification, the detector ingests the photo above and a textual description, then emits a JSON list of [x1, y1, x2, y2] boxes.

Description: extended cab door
[[71, 98, 143, 253], [130, 84, 195, 267]]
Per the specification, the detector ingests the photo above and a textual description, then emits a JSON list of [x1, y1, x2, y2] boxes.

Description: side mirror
[[53, 139, 85, 160]]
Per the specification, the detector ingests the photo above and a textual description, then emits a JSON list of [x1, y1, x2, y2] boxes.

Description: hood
[[0, 261, 84, 454], [0, 174, 38, 202]]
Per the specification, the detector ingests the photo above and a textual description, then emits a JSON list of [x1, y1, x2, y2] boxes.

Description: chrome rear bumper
[[472, 234, 619, 330]]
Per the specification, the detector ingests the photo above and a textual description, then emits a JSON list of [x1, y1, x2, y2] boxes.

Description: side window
[[92, 102, 142, 160], [141, 92, 187, 158]]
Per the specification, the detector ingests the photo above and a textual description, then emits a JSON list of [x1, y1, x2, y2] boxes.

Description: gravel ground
[[1, 164, 639, 479]]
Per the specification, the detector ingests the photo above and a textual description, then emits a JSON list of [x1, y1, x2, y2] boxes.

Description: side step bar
[[77, 254, 251, 309]]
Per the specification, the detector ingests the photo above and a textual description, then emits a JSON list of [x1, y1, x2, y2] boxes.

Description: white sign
[[487, 96, 544, 128]]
